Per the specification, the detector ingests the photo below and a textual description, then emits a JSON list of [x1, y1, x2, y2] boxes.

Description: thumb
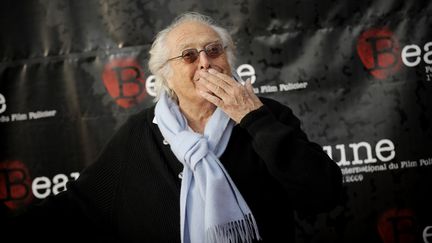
[[245, 78, 254, 93]]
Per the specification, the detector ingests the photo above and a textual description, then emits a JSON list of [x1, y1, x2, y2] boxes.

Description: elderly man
[[6, 12, 342, 243]]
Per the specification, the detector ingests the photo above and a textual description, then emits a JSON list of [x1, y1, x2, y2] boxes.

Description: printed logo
[[32, 172, 79, 199], [0, 160, 33, 210], [401, 41, 432, 82], [357, 28, 402, 80], [377, 208, 417, 243], [0, 93, 6, 114], [102, 57, 147, 108]]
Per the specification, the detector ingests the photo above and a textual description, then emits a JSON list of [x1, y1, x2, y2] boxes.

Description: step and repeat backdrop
[[1, 0, 431, 242]]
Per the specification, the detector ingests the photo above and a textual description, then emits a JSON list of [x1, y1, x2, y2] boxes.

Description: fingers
[[200, 69, 239, 91], [199, 76, 229, 100], [199, 69, 255, 104], [244, 78, 260, 103], [199, 72, 263, 123], [245, 78, 254, 95], [199, 90, 223, 107], [198, 70, 233, 100], [208, 68, 239, 86]]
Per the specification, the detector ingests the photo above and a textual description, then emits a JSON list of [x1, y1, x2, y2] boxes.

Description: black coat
[[6, 97, 342, 243]]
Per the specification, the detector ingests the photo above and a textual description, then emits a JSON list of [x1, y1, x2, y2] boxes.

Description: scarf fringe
[[206, 213, 261, 243]]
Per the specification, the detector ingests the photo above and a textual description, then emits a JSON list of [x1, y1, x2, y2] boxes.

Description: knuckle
[[234, 87, 243, 96]]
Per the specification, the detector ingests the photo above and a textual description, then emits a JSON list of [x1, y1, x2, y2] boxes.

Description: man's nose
[[198, 51, 211, 70]]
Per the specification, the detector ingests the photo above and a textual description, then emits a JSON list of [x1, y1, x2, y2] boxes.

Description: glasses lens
[[178, 43, 224, 63], [205, 43, 224, 58], [182, 49, 199, 63]]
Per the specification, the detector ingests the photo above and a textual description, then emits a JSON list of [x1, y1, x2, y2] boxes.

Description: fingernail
[[208, 68, 217, 74]]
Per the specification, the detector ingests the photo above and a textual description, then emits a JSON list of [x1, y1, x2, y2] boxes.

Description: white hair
[[148, 12, 236, 101]]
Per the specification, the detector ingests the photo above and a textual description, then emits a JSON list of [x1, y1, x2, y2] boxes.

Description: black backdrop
[[1, 0, 431, 242]]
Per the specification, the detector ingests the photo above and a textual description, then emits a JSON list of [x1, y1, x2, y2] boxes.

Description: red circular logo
[[377, 208, 416, 243], [0, 160, 33, 211], [357, 28, 402, 80], [102, 57, 147, 108]]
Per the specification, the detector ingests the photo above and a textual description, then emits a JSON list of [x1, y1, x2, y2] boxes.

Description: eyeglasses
[[166, 42, 226, 64]]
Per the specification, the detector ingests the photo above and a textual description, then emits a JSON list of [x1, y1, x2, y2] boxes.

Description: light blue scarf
[[155, 92, 261, 243]]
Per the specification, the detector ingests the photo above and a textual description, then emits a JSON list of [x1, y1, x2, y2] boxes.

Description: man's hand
[[198, 68, 263, 123]]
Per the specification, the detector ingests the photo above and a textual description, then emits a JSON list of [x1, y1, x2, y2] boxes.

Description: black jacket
[[6, 97, 342, 243]]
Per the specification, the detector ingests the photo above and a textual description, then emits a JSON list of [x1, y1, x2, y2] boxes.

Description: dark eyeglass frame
[[165, 42, 227, 64]]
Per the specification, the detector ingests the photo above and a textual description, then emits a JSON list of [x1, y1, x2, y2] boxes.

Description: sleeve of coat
[[239, 97, 343, 213]]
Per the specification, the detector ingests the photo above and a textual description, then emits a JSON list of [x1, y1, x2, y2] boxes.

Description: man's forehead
[[167, 21, 221, 50]]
